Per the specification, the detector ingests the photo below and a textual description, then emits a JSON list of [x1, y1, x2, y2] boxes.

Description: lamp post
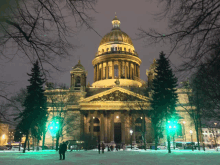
[[130, 130, 133, 150], [190, 130, 194, 151]]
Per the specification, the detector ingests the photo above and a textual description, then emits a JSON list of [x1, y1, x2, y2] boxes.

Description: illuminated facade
[[43, 15, 200, 147]]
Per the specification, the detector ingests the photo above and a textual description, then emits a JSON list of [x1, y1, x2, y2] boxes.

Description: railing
[[95, 51, 138, 57]]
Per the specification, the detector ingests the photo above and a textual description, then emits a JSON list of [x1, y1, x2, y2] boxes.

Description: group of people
[[98, 143, 124, 154], [98, 142, 105, 154]]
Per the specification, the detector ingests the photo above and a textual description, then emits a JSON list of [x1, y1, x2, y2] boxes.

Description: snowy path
[[0, 150, 220, 165]]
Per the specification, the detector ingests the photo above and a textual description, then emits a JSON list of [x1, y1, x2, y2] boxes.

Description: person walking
[[98, 143, 101, 154], [101, 143, 105, 154], [59, 141, 67, 160], [59, 143, 63, 160]]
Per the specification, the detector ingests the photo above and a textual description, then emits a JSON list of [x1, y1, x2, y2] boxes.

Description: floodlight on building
[[116, 116, 119, 119], [2, 134, 5, 139], [93, 117, 95, 119], [140, 117, 142, 119], [183, 121, 186, 124]]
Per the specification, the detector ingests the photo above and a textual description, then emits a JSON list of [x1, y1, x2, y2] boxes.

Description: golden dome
[[99, 29, 133, 46], [99, 15, 133, 46]]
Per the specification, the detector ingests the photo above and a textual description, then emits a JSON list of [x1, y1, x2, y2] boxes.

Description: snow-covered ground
[[1, 149, 220, 165]]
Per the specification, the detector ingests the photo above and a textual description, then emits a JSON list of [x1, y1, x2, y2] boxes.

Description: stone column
[[138, 65, 140, 78], [96, 64, 99, 81], [110, 112, 114, 143], [89, 111, 94, 138], [131, 115, 136, 144], [101, 62, 103, 80], [118, 60, 121, 78], [134, 63, 136, 78], [80, 112, 84, 136], [106, 61, 109, 79], [94, 66, 96, 82], [125, 62, 127, 79], [112, 61, 114, 79], [129, 62, 132, 79], [100, 112, 105, 143], [105, 113, 108, 142], [71, 74, 74, 87], [121, 112, 125, 144]]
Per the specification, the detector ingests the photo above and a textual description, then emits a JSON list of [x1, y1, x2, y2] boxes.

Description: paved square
[[1, 150, 220, 165]]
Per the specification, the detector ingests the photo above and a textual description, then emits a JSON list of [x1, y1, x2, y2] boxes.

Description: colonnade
[[94, 61, 140, 82], [80, 111, 137, 144]]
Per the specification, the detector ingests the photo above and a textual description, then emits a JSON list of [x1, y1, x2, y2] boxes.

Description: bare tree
[[137, 0, 220, 71], [0, 88, 27, 125], [46, 85, 80, 150], [0, 0, 98, 74], [178, 81, 202, 150]]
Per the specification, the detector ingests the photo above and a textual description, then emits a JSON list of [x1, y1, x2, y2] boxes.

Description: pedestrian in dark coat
[[110, 145, 113, 151], [59, 142, 67, 160], [98, 143, 101, 154], [108, 145, 110, 151], [101, 143, 105, 154]]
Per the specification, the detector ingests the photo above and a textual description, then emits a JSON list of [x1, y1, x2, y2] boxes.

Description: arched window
[[75, 76, 81, 87], [107, 48, 109, 52], [124, 48, 126, 52], [114, 65, 118, 78], [111, 47, 114, 52]]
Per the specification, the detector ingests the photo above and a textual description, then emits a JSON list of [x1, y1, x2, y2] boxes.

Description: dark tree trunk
[[33, 137, 35, 151], [142, 114, 146, 150], [153, 124, 158, 150], [42, 128, 46, 150], [196, 89, 201, 151], [37, 139, 39, 151], [56, 133, 60, 151], [23, 134, 28, 153], [167, 133, 171, 153], [28, 137, 30, 151]]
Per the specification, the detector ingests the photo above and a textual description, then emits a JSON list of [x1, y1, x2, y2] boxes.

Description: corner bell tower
[[70, 60, 87, 91]]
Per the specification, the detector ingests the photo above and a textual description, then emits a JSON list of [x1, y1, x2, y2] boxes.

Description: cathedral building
[[44, 15, 200, 147]]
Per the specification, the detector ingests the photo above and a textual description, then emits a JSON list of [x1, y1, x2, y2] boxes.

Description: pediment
[[80, 87, 148, 103], [70, 67, 84, 73]]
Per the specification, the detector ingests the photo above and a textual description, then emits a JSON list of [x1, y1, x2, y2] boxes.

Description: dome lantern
[[112, 12, 120, 29]]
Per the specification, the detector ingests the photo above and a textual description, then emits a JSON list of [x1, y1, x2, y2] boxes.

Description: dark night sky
[[0, 0, 183, 96]]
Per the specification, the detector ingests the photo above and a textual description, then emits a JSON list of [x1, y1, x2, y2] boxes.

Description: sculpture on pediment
[[91, 90, 143, 101]]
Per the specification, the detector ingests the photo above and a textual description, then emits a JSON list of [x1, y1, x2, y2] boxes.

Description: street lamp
[[190, 130, 194, 151], [130, 130, 133, 150]]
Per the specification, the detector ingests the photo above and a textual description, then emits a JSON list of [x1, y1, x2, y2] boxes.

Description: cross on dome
[[112, 13, 120, 29]]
